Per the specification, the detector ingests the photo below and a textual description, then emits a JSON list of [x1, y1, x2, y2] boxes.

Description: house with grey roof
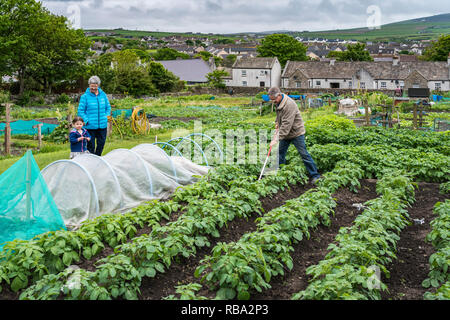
[[156, 58, 214, 85], [281, 57, 450, 91], [226, 57, 281, 88]]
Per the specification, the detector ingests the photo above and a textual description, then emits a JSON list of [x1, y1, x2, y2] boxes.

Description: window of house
[[381, 82, 387, 89], [435, 82, 441, 90], [316, 80, 321, 86], [348, 81, 352, 88], [295, 81, 301, 88], [241, 70, 247, 77], [242, 81, 247, 86], [260, 81, 265, 87], [360, 82, 366, 89], [413, 83, 420, 88], [259, 70, 267, 76]]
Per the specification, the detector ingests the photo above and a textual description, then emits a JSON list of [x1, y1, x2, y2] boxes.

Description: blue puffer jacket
[[77, 87, 111, 130]]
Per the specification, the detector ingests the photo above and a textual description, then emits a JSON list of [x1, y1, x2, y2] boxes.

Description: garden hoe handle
[[258, 145, 273, 180]]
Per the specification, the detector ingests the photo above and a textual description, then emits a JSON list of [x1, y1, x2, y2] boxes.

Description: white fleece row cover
[[41, 144, 209, 228]]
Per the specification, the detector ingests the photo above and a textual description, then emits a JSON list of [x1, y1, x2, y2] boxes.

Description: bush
[[56, 93, 71, 104], [46, 120, 70, 144]]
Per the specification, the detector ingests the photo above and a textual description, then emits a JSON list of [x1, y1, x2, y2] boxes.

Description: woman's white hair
[[88, 76, 101, 85]]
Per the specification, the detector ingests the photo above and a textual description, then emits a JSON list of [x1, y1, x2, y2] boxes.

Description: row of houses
[[224, 55, 450, 91], [305, 42, 429, 61]]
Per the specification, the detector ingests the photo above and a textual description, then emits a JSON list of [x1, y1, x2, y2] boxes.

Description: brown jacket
[[275, 94, 305, 140]]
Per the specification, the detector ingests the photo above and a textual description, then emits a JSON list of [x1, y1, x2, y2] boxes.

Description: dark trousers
[[87, 128, 107, 156], [279, 135, 320, 179]]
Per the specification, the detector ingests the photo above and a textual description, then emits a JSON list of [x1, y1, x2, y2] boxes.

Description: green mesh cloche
[[0, 150, 66, 250]]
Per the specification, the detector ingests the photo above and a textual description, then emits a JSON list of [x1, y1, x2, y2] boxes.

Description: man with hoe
[[268, 86, 321, 184]]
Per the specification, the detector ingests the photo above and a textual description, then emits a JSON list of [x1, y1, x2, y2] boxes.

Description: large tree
[[111, 49, 156, 96], [28, 13, 91, 94], [256, 34, 308, 67], [0, 0, 91, 94], [0, 0, 43, 94], [422, 35, 450, 61]]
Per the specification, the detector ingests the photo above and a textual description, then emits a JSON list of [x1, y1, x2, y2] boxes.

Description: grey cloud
[[41, 0, 449, 33]]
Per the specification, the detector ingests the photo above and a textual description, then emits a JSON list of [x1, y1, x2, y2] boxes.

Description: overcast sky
[[40, 0, 450, 34]]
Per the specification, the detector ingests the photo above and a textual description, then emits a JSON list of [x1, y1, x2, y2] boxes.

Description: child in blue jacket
[[69, 117, 91, 159]]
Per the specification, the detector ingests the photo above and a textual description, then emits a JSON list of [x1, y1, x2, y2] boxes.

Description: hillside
[[286, 13, 450, 42]]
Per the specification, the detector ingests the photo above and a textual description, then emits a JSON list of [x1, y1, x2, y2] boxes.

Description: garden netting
[[41, 143, 209, 228], [0, 120, 58, 136], [0, 150, 66, 250]]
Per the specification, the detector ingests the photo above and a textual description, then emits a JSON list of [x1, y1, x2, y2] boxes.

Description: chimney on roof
[[330, 59, 335, 66], [393, 55, 399, 66]]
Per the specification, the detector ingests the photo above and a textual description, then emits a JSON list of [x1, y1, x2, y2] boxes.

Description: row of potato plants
[[166, 161, 364, 300], [306, 125, 449, 156], [0, 164, 261, 294], [18, 158, 309, 300], [422, 199, 450, 300], [309, 143, 449, 183], [291, 172, 416, 300]]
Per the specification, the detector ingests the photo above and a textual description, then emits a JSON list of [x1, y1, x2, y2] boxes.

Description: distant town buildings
[[81, 31, 448, 91]]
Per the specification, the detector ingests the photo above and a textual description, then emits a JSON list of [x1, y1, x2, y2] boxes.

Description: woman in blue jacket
[[77, 76, 111, 156]]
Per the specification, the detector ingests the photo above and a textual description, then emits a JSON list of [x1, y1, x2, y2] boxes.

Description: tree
[[0, 0, 45, 95], [327, 43, 373, 62], [256, 34, 308, 67], [87, 53, 116, 93], [213, 38, 234, 45], [422, 35, 450, 61], [111, 50, 156, 96], [152, 47, 190, 60], [194, 51, 213, 61], [221, 54, 237, 67], [0, 0, 91, 94], [206, 70, 229, 89], [27, 13, 91, 94], [148, 61, 180, 92]]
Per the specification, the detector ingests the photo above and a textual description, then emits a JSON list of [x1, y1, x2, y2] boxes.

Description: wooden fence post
[[32, 123, 43, 151], [4, 103, 11, 156]]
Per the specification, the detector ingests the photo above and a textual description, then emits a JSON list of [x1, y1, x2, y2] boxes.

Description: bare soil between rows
[[380, 182, 448, 300]]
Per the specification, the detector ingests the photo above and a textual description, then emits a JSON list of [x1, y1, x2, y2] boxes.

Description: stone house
[[281, 57, 450, 91]]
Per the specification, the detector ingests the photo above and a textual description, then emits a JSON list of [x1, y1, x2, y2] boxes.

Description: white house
[[227, 57, 281, 88]]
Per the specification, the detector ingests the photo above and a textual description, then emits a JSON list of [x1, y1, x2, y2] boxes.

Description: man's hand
[[86, 137, 91, 141], [269, 139, 278, 148]]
